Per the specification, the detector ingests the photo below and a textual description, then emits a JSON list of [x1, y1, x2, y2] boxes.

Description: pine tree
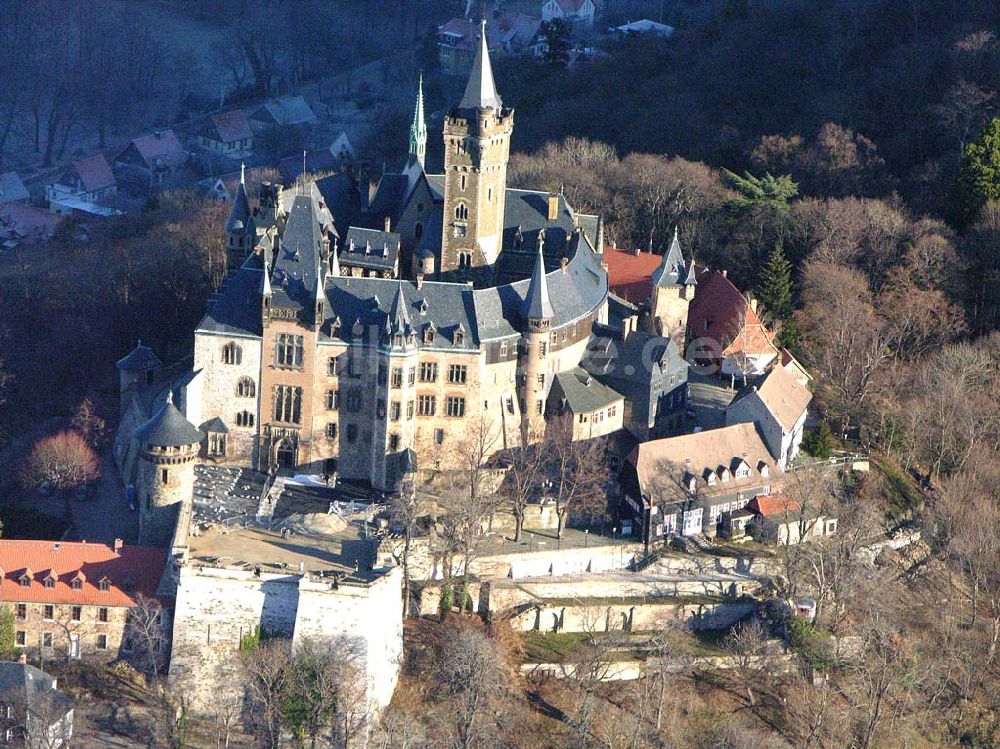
[[757, 241, 794, 321], [803, 421, 835, 460], [956, 117, 1000, 225]]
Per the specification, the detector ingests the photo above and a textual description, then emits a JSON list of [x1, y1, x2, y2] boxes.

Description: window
[[346, 424, 358, 443], [448, 365, 467, 384], [15, 604, 25, 620], [276, 334, 304, 368], [455, 203, 468, 220], [536, 399, 544, 415], [389, 434, 400, 451], [327, 357, 340, 376], [15, 632, 24, 646], [344, 391, 362, 412], [454, 224, 467, 238], [417, 395, 436, 416], [419, 362, 438, 382], [98, 607, 108, 623], [406, 401, 414, 420], [454, 328, 464, 345], [608, 405, 617, 418], [446, 397, 466, 418], [42, 633, 52, 648], [208, 432, 226, 456], [98, 579, 110, 592], [390, 402, 401, 421], [499, 341, 507, 357], [378, 364, 387, 386], [460, 174, 467, 190], [539, 342, 547, 358], [236, 377, 256, 398], [273, 385, 303, 424], [43, 577, 55, 589], [326, 423, 337, 439], [222, 342, 242, 365], [72, 606, 82, 622], [236, 410, 255, 427], [161, 468, 168, 484], [377, 400, 386, 418], [537, 374, 545, 387], [458, 251, 471, 268], [325, 390, 339, 410], [414, 222, 423, 241], [435, 429, 445, 445], [97, 634, 107, 650], [391, 368, 403, 388], [43, 605, 53, 620], [408, 368, 416, 386]]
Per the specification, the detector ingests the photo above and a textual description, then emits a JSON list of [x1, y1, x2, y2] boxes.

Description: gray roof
[[367, 174, 409, 226], [341, 227, 400, 271], [199, 264, 265, 337], [270, 195, 328, 312], [0, 172, 29, 203], [426, 173, 445, 201], [200, 416, 229, 434], [552, 368, 624, 414], [683, 258, 698, 285], [522, 245, 554, 320], [226, 177, 253, 234], [583, 326, 687, 395], [251, 96, 317, 127], [134, 391, 203, 447], [315, 171, 362, 238], [0, 662, 72, 717], [459, 21, 503, 111], [116, 342, 161, 371], [650, 229, 685, 288]]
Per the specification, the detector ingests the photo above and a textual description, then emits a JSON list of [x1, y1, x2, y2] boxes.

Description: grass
[[521, 632, 593, 662], [873, 456, 924, 523]]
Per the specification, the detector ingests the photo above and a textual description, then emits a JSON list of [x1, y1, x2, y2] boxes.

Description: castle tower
[[134, 390, 202, 548], [519, 246, 553, 443], [409, 73, 427, 170], [115, 341, 162, 415], [440, 21, 514, 279], [648, 228, 694, 342], [226, 163, 256, 269]]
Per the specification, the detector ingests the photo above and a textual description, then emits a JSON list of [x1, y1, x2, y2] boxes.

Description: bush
[[0, 608, 15, 660], [439, 584, 454, 620], [802, 421, 835, 460], [19, 431, 100, 493], [787, 617, 834, 673]]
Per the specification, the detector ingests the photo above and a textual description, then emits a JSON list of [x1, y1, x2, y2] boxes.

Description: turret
[[134, 390, 202, 548], [116, 341, 161, 415], [518, 246, 553, 443], [226, 163, 256, 269], [260, 252, 272, 327], [648, 227, 693, 342], [313, 257, 326, 329]]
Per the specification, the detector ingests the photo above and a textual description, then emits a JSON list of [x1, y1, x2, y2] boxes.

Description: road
[[66, 454, 138, 545]]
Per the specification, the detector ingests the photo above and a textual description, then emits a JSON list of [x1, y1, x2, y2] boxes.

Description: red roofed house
[[745, 494, 836, 545], [114, 129, 188, 190], [195, 110, 254, 158], [603, 247, 665, 305], [686, 269, 779, 383], [0, 540, 169, 663], [46, 154, 119, 216]]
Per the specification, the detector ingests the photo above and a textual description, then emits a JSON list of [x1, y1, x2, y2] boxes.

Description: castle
[[114, 22, 695, 501]]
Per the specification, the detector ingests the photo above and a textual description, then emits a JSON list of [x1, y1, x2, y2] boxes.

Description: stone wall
[[1, 600, 130, 663], [192, 332, 262, 463], [509, 599, 755, 633]]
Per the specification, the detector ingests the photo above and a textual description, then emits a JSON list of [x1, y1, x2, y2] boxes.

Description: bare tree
[[127, 594, 169, 679], [19, 431, 100, 493], [500, 435, 546, 543], [241, 639, 293, 749], [544, 418, 611, 539], [724, 619, 771, 708]]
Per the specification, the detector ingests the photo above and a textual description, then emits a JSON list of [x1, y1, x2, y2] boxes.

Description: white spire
[[261, 252, 272, 297], [240, 161, 246, 186], [523, 244, 553, 321], [329, 237, 340, 277], [458, 20, 502, 111]]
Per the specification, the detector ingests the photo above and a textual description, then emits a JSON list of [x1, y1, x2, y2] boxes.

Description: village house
[[0, 540, 169, 664], [437, 18, 504, 74], [114, 130, 189, 190], [46, 155, 117, 206], [547, 368, 625, 440], [541, 0, 597, 27], [726, 363, 812, 469], [0, 660, 73, 748], [618, 422, 783, 546], [0, 204, 62, 246], [0, 172, 30, 205], [195, 110, 254, 158], [248, 96, 318, 130], [733, 494, 838, 545]]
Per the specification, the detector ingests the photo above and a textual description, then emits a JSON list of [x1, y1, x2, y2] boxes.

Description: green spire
[[409, 72, 427, 169]]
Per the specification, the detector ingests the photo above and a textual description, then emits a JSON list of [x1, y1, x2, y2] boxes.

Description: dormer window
[[719, 467, 731, 482], [71, 578, 83, 591], [417, 299, 428, 315], [424, 324, 436, 344], [687, 476, 697, 492], [330, 316, 341, 336], [758, 462, 769, 478], [43, 575, 56, 589], [454, 325, 465, 346], [18, 572, 31, 588], [98, 577, 110, 592], [706, 472, 717, 486]]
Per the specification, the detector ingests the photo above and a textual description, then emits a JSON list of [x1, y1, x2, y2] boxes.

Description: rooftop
[[731, 363, 812, 431], [72, 154, 117, 193]]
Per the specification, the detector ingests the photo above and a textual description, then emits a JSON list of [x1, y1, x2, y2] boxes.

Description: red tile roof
[[0, 540, 167, 608], [0, 203, 61, 242], [208, 110, 253, 144], [687, 270, 778, 358], [73, 154, 116, 194], [603, 247, 663, 304], [128, 130, 187, 169], [748, 494, 800, 517]]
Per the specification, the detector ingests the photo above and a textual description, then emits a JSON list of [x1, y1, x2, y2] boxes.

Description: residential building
[[0, 661, 73, 748], [46, 155, 118, 208], [726, 363, 812, 469], [248, 96, 318, 130], [742, 494, 837, 545], [0, 204, 61, 246], [0, 540, 169, 663], [437, 18, 503, 74], [541, 0, 596, 27], [114, 130, 188, 190], [547, 368, 625, 440], [195, 110, 254, 158], [618, 423, 783, 546]]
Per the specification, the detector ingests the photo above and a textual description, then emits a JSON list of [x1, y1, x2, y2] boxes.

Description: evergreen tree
[[956, 117, 1000, 225], [757, 241, 794, 321], [541, 19, 571, 68], [803, 421, 835, 460], [0, 607, 15, 659], [723, 169, 798, 211]]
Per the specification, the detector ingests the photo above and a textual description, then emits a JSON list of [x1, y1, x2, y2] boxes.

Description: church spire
[[409, 72, 427, 169], [458, 20, 502, 111], [523, 244, 554, 321]]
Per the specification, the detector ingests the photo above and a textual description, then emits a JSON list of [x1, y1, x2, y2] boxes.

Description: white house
[[541, 0, 596, 27], [725, 364, 812, 470]]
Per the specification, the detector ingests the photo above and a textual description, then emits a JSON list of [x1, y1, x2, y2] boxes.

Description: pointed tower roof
[[116, 340, 161, 371], [683, 257, 698, 286], [226, 163, 253, 234], [409, 72, 427, 168], [329, 237, 340, 277], [260, 252, 272, 297], [135, 390, 203, 447], [388, 281, 412, 336], [458, 20, 503, 111], [523, 245, 554, 321], [313, 255, 326, 302], [651, 227, 685, 288]]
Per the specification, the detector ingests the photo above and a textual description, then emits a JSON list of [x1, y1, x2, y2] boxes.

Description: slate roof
[[206, 110, 253, 144], [72, 155, 116, 193], [367, 174, 409, 226], [0, 540, 168, 607], [0, 171, 29, 203], [458, 20, 503, 111], [226, 178, 253, 234], [200, 416, 229, 434], [134, 391, 203, 447], [523, 245, 554, 319], [731, 363, 811, 431], [116, 342, 161, 371], [0, 662, 72, 719], [315, 171, 362, 238], [341, 227, 400, 271], [650, 230, 686, 288], [426, 173, 446, 201], [270, 194, 329, 311], [198, 265, 265, 337], [583, 326, 686, 391], [552, 368, 624, 414], [125, 130, 187, 169], [250, 96, 318, 127]]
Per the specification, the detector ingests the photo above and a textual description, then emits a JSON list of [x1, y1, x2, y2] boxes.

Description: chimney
[[113, 538, 124, 555], [721, 269, 728, 277], [384, 216, 391, 232], [415, 273, 423, 290], [547, 193, 559, 222], [749, 297, 758, 313], [560, 256, 569, 273]]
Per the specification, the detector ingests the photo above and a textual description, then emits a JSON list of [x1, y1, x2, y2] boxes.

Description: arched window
[[236, 410, 255, 428], [455, 203, 468, 221], [460, 174, 467, 191], [222, 342, 242, 365], [414, 222, 423, 241], [236, 377, 256, 398], [458, 252, 472, 270]]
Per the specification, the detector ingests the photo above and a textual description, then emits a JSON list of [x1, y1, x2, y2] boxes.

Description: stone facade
[[3, 601, 130, 663], [168, 565, 402, 716]]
